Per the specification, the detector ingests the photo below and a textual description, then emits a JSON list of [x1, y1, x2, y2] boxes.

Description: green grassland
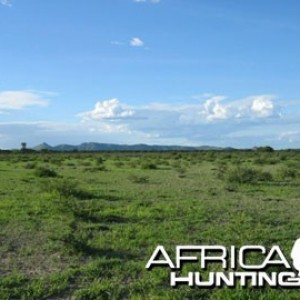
[[1, 150, 300, 299]]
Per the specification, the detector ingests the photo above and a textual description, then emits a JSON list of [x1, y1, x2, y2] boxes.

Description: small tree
[[21, 142, 27, 151], [255, 146, 274, 152]]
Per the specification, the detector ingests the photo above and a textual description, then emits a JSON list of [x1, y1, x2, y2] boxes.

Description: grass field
[[1, 150, 300, 299]]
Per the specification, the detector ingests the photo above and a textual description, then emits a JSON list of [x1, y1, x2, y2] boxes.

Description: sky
[[1, 0, 300, 149]]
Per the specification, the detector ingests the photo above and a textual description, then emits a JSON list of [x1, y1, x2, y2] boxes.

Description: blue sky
[[1, 0, 300, 149]]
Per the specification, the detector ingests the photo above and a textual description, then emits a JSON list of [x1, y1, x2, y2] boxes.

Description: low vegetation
[[0, 150, 300, 299]]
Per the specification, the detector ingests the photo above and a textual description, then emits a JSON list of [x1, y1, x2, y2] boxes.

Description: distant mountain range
[[33, 142, 233, 152]]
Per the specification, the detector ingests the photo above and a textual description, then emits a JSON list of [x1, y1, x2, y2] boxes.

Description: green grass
[[0, 150, 300, 299]]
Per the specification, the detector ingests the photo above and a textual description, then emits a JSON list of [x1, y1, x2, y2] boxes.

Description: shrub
[[225, 166, 273, 184], [276, 167, 298, 180], [95, 157, 105, 165], [215, 162, 228, 180], [35, 166, 58, 178], [114, 161, 124, 168], [172, 161, 183, 170], [255, 146, 274, 152], [177, 168, 187, 178], [23, 162, 37, 169], [81, 160, 92, 167], [256, 170, 273, 182], [280, 154, 287, 161], [97, 165, 107, 171], [225, 166, 256, 184], [141, 162, 157, 170], [41, 179, 93, 200], [253, 156, 279, 165]]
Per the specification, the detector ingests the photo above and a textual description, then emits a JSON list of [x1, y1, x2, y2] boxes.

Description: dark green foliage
[[141, 161, 157, 170], [97, 165, 107, 171], [277, 166, 298, 180], [255, 146, 274, 152], [23, 162, 37, 169], [224, 166, 273, 184], [41, 179, 93, 200], [95, 156, 105, 165], [114, 161, 125, 168], [34, 166, 58, 177], [253, 156, 279, 165]]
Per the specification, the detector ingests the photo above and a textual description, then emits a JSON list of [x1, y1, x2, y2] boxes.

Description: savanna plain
[[1, 149, 300, 299]]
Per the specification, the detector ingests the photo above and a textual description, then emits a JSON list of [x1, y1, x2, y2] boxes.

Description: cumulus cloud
[[79, 98, 135, 120], [0, 93, 292, 149], [81, 94, 279, 130], [0, 0, 12, 7], [250, 96, 275, 117], [202, 96, 228, 120], [130, 37, 144, 47], [0, 91, 49, 110], [201, 94, 279, 121]]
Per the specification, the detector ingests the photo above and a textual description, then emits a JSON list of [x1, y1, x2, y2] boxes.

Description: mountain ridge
[[33, 142, 231, 152]]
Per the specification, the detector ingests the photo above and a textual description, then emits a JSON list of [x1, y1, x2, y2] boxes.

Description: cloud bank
[[0, 93, 297, 150], [69, 94, 285, 149]]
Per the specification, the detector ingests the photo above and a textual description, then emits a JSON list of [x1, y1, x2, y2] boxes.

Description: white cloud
[[0, 91, 49, 110], [0, 93, 293, 149], [250, 96, 275, 117], [79, 98, 135, 120], [78, 95, 280, 143], [0, 0, 12, 7], [201, 94, 279, 121], [202, 96, 228, 120], [130, 37, 144, 47]]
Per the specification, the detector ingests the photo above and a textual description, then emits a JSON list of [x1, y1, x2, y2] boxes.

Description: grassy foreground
[[0, 150, 300, 299]]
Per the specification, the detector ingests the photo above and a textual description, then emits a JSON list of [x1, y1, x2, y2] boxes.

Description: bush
[[176, 168, 187, 178], [34, 166, 58, 178], [41, 179, 93, 200], [215, 162, 228, 179], [141, 162, 157, 170], [256, 170, 273, 182], [97, 165, 107, 171], [81, 160, 92, 167], [114, 161, 124, 168], [255, 146, 274, 152], [23, 162, 37, 169], [95, 157, 105, 165], [225, 166, 256, 184], [253, 156, 279, 165], [276, 167, 298, 180], [225, 166, 273, 184]]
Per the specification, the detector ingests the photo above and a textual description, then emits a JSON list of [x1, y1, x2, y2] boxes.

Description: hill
[[33, 142, 228, 152]]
